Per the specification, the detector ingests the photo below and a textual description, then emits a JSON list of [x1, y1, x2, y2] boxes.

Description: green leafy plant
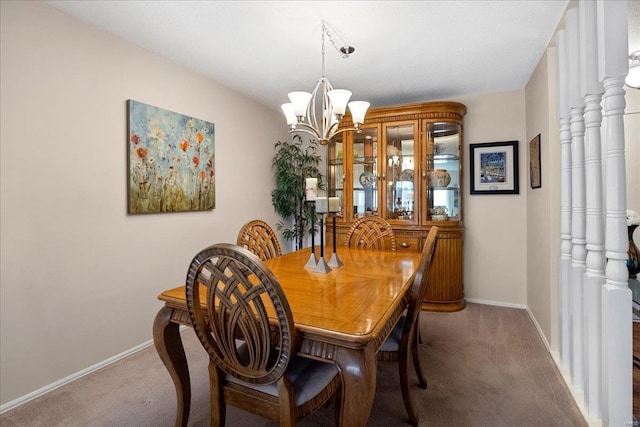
[[271, 135, 323, 250]]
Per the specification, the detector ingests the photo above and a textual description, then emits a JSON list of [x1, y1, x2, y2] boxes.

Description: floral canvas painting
[[127, 100, 215, 214]]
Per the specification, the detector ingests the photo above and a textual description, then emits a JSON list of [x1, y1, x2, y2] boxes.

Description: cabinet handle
[[422, 171, 426, 178], [399, 242, 411, 248]]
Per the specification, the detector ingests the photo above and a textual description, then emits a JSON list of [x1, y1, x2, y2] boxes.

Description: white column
[[556, 28, 573, 375], [579, 0, 605, 418], [597, 1, 632, 426], [567, 8, 587, 393]]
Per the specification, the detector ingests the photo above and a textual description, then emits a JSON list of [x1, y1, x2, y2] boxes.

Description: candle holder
[[327, 214, 343, 268], [304, 202, 318, 268], [313, 213, 332, 273]]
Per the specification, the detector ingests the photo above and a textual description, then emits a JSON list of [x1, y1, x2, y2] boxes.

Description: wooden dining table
[[153, 246, 422, 427]]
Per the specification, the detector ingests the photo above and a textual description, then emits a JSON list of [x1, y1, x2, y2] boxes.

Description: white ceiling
[[45, 1, 639, 111]]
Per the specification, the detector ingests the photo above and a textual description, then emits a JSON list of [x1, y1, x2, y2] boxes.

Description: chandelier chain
[[322, 22, 344, 59], [322, 23, 326, 77]]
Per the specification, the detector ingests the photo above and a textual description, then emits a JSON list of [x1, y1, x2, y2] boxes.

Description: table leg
[[334, 343, 377, 427], [153, 306, 191, 427]]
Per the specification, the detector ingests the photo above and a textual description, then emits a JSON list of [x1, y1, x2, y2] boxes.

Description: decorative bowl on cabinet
[[427, 169, 451, 187]]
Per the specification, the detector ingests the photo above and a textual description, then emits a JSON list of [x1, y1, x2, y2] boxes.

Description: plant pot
[[427, 169, 451, 187]]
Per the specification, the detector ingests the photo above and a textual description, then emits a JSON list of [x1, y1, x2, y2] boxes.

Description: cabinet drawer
[[396, 237, 421, 252]]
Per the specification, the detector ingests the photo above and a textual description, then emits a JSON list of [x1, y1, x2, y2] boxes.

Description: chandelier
[[281, 22, 370, 145]]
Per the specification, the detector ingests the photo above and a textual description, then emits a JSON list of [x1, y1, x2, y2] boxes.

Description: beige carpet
[[0, 303, 586, 426]]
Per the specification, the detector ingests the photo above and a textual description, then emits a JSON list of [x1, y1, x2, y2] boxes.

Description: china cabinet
[[326, 101, 467, 311]]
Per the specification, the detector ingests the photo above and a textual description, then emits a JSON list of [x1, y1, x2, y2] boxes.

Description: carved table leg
[[153, 306, 191, 427], [334, 343, 377, 427]]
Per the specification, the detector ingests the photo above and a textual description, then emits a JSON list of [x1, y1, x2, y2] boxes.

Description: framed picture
[[529, 134, 541, 189], [127, 100, 215, 214], [469, 141, 519, 195]]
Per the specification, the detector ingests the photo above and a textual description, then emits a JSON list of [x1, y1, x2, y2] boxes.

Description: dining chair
[[236, 219, 282, 261], [344, 216, 397, 251], [378, 226, 439, 426], [185, 243, 342, 427]]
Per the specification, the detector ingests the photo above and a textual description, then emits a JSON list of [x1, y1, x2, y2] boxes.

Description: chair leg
[[209, 363, 226, 427], [411, 324, 428, 389], [399, 335, 419, 426], [277, 376, 297, 427], [333, 383, 343, 426]]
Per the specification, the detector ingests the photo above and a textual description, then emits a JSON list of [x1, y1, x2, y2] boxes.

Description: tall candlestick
[[328, 214, 344, 268], [311, 209, 315, 250], [332, 215, 337, 253], [304, 202, 318, 268], [313, 213, 331, 273], [319, 215, 324, 258]]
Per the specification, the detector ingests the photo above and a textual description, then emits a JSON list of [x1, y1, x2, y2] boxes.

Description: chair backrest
[[345, 216, 397, 251], [185, 243, 294, 385], [405, 227, 438, 327], [236, 220, 282, 261]]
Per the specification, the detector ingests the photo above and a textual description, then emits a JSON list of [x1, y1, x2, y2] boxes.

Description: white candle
[[315, 197, 328, 213], [305, 178, 318, 201], [305, 177, 318, 190], [328, 197, 340, 212]]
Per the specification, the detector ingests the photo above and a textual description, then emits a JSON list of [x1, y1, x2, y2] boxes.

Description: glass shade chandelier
[[626, 51, 640, 89], [281, 22, 370, 145]]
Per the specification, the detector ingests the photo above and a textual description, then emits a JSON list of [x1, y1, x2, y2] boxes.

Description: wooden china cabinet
[[326, 101, 467, 312]]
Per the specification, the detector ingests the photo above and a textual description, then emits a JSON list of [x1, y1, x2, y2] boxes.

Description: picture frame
[[529, 134, 541, 189], [127, 100, 216, 214], [469, 141, 519, 195]]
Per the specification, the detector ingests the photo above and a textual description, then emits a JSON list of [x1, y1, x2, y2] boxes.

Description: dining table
[[153, 246, 422, 427]]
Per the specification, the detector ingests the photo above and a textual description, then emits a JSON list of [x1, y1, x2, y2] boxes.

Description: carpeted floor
[[0, 303, 587, 426]]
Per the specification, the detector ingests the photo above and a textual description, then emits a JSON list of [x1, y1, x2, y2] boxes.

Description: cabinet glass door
[[384, 123, 417, 224], [425, 122, 462, 221], [327, 133, 344, 218], [351, 127, 378, 220]]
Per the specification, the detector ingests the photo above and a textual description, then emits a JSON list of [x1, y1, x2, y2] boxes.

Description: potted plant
[[271, 135, 323, 250]]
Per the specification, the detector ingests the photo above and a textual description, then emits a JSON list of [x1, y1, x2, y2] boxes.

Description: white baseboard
[[523, 310, 603, 427], [0, 339, 154, 414], [525, 307, 552, 352], [1, 324, 191, 414], [466, 299, 552, 353], [464, 297, 528, 310], [550, 354, 603, 427]]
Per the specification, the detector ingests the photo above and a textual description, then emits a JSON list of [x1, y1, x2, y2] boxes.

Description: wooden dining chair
[[344, 216, 397, 251], [378, 226, 439, 426], [185, 243, 342, 427], [236, 219, 282, 261]]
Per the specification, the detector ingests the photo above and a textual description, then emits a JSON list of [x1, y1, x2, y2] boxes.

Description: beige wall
[[0, 1, 287, 405], [524, 47, 560, 348], [451, 90, 529, 306]]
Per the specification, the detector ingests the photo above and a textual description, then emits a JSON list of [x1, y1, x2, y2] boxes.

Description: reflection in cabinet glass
[[385, 123, 417, 224], [352, 127, 378, 219], [327, 133, 344, 216], [426, 122, 462, 221], [327, 101, 467, 312]]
